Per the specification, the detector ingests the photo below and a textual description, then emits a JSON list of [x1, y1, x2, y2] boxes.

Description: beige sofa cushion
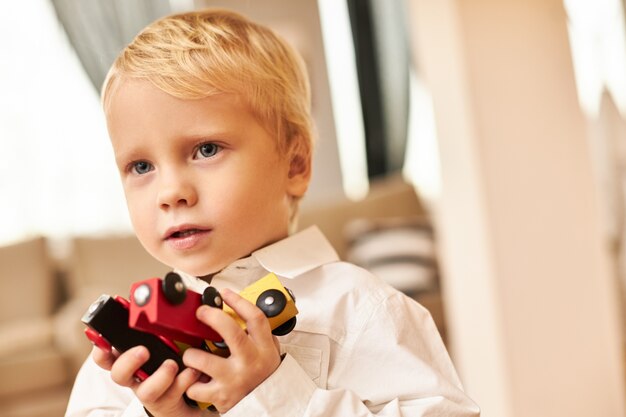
[[0, 347, 68, 399], [0, 237, 55, 322], [0, 386, 71, 417], [66, 235, 170, 299], [0, 318, 54, 357], [53, 286, 110, 374], [299, 175, 426, 259]]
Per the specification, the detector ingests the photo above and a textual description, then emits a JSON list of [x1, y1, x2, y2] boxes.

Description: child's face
[[106, 79, 309, 276]]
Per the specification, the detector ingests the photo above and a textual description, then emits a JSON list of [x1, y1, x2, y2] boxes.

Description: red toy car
[[128, 271, 298, 351]]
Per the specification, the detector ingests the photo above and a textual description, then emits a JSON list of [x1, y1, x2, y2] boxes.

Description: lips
[[164, 225, 209, 240], [164, 225, 211, 250], [169, 229, 202, 238]]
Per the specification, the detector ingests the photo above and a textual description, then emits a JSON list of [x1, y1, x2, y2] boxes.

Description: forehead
[[107, 79, 242, 135], [105, 79, 283, 160], [105, 78, 275, 142], [107, 78, 239, 118]]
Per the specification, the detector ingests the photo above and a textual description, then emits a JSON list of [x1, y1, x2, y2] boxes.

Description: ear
[[286, 147, 312, 198]]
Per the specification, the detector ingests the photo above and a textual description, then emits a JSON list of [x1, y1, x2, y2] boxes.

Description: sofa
[[0, 235, 170, 417], [0, 237, 73, 417], [0, 175, 444, 417]]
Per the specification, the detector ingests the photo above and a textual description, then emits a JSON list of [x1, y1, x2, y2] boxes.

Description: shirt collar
[[251, 225, 340, 279], [177, 225, 339, 290]]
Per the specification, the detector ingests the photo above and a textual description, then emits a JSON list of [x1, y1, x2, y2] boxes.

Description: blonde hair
[[103, 9, 314, 227]]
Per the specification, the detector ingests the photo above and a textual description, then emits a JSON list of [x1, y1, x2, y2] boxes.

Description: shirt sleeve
[[64, 356, 149, 417], [223, 292, 480, 417]]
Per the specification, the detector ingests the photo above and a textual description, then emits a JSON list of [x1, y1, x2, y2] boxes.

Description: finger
[[182, 346, 226, 377], [110, 345, 150, 387], [185, 377, 219, 407], [273, 335, 281, 354], [195, 303, 251, 356], [91, 346, 117, 371], [134, 359, 179, 405], [170, 367, 202, 396], [220, 288, 274, 344]]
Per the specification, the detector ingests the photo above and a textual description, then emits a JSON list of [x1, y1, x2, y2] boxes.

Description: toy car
[[128, 272, 298, 351], [82, 294, 184, 378], [81, 294, 200, 408], [82, 272, 297, 411]]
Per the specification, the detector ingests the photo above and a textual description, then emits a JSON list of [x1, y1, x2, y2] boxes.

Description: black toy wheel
[[202, 286, 223, 308], [286, 287, 296, 302], [256, 289, 286, 318], [183, 394, 198, 408], [162, 272, 186, 305], [272, 316, 297, 336], [201, 339, 228, 352], [213, 340, 228, 350]]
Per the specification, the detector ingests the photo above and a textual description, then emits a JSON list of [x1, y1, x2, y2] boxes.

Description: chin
[[173, 258, 226, 278], [162, 248, 251, 278]]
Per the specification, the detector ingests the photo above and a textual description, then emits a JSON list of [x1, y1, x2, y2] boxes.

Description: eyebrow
[[113, 145, 147, 169]]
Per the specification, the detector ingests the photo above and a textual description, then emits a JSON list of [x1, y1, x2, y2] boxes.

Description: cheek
[[125, 193, 155, 238], [209, 175, 287, 224], [243, 172, 287, 204], [246, 182, 291, 225]]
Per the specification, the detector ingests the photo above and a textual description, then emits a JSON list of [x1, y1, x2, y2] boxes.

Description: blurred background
[[1, 0, 625, 416]]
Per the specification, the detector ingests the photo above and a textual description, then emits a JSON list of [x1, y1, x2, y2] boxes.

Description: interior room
[[1, 0, 625, 416]]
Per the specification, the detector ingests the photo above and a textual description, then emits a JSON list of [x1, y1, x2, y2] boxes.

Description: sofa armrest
[[0, 317, 55, 358], [53, 286, 109, 375]]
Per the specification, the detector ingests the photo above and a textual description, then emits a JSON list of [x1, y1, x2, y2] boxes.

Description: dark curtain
[[49, 0, 172, 93], [347, 0, 411, 177]]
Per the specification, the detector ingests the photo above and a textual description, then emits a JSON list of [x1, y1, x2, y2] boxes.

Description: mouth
[[164, 226, 210, 240], [164, 225, 211, 251]]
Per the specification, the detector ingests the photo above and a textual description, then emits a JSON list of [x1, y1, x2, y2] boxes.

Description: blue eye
[[131, 161, 153, 175], [195, 143, 220, 159]]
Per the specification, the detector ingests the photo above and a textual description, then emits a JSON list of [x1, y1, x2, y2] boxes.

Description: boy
[[65, 8, 479, 417]]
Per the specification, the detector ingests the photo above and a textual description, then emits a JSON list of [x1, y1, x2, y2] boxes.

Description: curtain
[[0, 0, 136, 244], [49, 0, 172, 92], [347, 0, 410, 178]]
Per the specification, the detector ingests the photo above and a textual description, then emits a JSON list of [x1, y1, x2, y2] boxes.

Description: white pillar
[[407, 1, 626, 416]]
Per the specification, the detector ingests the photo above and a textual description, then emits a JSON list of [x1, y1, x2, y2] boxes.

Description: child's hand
[[183, 288, 282, 413], [91, 345, 203, 417]]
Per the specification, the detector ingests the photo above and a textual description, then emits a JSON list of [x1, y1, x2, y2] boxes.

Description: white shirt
[[65, 226, 480, 416]]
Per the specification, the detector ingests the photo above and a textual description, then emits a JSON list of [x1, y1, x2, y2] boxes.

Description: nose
[[157, 170, 198, 209]]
